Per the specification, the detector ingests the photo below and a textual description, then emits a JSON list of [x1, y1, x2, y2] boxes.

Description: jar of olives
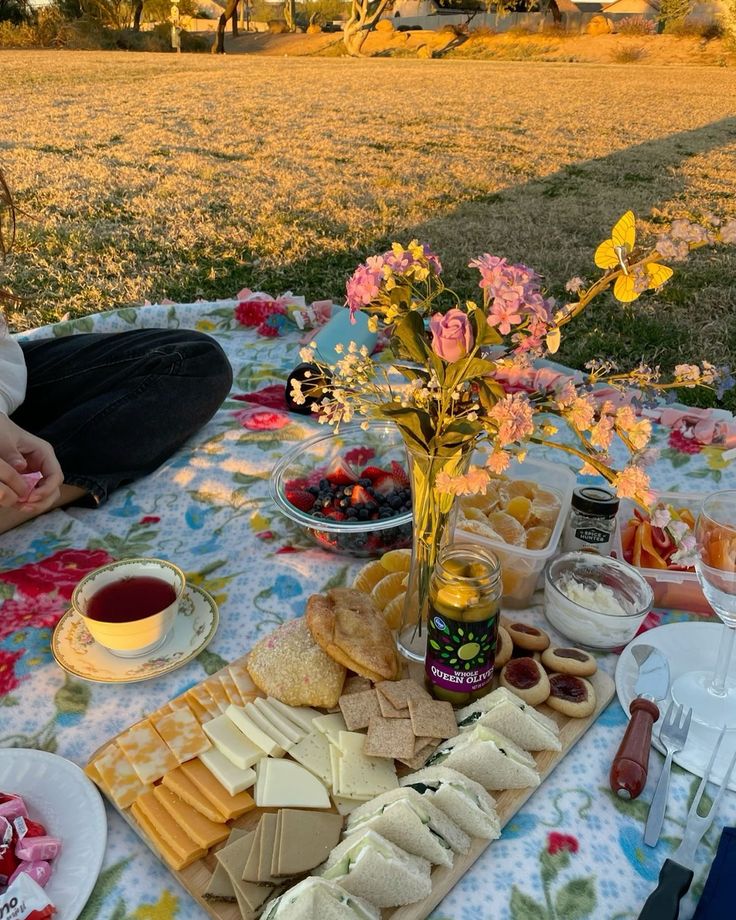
[[424, 543, 502, 705]]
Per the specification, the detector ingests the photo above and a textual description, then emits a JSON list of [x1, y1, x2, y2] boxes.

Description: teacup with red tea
[[72, 558, 186, 658]]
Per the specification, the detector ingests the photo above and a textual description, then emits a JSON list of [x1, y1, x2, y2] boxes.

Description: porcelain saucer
[[616, 622, 736, 791], [52, 583, 219, 684]]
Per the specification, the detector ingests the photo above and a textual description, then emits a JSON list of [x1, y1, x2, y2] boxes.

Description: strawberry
[[285, 488, 315, 513], [325, 510, 347, 521], [372, 473, 398, 497], [350, 485, 373, 506], [360, 465, 390, 483], [325, 457, 358, 486], [390, 461, 410, 488]]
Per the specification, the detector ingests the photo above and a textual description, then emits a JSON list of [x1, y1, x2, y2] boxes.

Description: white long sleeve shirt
[[0, 334, 27, 416]]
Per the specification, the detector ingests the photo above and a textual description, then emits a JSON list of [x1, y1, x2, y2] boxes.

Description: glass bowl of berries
[[270, 422, 413, 557]]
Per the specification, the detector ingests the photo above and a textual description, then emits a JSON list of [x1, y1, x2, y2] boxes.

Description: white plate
[[0, 749, 107, 918], [615, 622, 736, 790], [51, 584, 218, 684]]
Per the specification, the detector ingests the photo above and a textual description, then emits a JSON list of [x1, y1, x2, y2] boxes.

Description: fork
[[637, 724, 736, 920], [644, 701, 693, 847]]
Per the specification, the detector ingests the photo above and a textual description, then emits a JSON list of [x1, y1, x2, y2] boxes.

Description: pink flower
[[489, 394, 535, 445], [429, 309, 474, 363], [486, 449, 511, 474], [0, 549, 115, 601], [487, 293, 523, 336], [566, 396, 596, 431], [0, 649, 23, 696], [346, 256, 385, 318], [0, 592, 67, 642], [547, 832, 579, 855], [614, 465, 654, 506], [565, 276, 585, 293], [233, 385, 289, 411], [231, 408, 291, 431]]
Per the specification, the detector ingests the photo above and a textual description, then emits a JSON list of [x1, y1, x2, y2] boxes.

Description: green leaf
[[602, 786, 651, 824], [509, 886, 548, 920], [0, 582, 16, 600], [444, 356, 497, 392], [380, 405, 433, 449], [197, 648, 228, 675], [540, 847, 569, 883], [0, 696, 19, 707], [321, 566, 349, 592], [555, 877, 597, 920], [78, 858, 132, 920], [393, 312, 429, 364], [670, 452, 691, 468], [233, 472, 269, 485], [55, 675, 91, 716], [115, 308, 138, 325]]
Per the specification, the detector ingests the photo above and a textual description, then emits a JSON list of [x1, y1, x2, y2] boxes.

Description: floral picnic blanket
[[2, 301, 736, 920]]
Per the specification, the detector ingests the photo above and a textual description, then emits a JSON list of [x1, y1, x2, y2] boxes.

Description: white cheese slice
[[289, 731, 333, 787], [267, 698, 321, 735], [336, 732, 398, 799], [225, 704, 285, 757], [329, 743, 342, 794], [199, 748, 256, 796], [254, 758, 330, 809], [252, 698, 304, 744], [244, 701, 295, 751], [332, 795, 369, 815], [202, 714, 265, 769], [312, 713, 348, 746]]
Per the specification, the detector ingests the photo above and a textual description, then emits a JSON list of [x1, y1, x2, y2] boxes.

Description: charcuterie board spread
[[85, 577, 614, 920]]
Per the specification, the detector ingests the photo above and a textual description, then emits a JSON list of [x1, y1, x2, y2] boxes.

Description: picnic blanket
[[2, 300, 736, 920]]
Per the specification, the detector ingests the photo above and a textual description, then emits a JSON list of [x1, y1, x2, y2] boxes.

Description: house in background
[[597, 0, 658, 17]]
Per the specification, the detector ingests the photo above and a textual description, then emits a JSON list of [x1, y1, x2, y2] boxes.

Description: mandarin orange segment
[[525, 525, 552, 550], [382, 593, 406, 629], [380, 548, 412, 573], [507, 480, 536, 500], [371, 571, 407, 610], [505, 495, 532, 526], [487, 511, 526, 547], [353, 560, 390, 593], [529, 497, 560, 528]]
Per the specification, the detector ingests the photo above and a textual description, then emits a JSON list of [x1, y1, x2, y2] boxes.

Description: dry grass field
[[2, 51, 736, 407]]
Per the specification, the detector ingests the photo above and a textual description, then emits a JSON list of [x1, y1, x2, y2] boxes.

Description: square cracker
[[363, 716, 415, 760], [408, 698, 458, 740], [413, 735, 439, 754], [376, 678, 430, 711], [342, 675, 372, 696], [377, 692, 408, 720], [397, 741, 437, 771], [338, 689, 381, 731]]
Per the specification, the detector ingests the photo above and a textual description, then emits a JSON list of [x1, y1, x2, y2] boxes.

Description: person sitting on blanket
[[0, 171, 232, 535]]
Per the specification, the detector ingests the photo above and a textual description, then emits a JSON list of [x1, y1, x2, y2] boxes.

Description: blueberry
[[359, 478, 371, 487], [358, 509, 369, 521], [308, 485, 319, 495], [346, 508, 357, 519], [366, 501, 378, 513]]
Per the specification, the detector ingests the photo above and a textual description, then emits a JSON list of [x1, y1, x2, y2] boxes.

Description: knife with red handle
[[610, 645, 669, 799]]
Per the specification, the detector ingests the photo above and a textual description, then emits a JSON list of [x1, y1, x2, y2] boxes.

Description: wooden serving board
[[89, 658, 615, 920]]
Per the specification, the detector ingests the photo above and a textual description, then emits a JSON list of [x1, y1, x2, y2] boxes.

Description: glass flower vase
[[397, 439, 475, 662]]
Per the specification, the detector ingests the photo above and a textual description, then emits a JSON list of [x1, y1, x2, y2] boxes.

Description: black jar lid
[[571, 486, 620, 518]]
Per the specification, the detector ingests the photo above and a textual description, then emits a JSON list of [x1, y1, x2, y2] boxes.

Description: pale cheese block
[[267, 698, 321, 735], [131, 801, 204, 871], [188, 684, 220, 719], [205, 677, 231, 714], [202, 713, 266, 769], [332, 795, 368, 815], [252, 698, 304, 744], [92, 743, 150, 809], [226, 704, 285, 757], [312, 713, 348, 746], [254, 758, 330, 809], [219, 670, 244, 707], [200, 748, 257, 796], [161, 767, 226, 823], [329, 745, 342, 795], [152, 785, 230, 849], [134, 790, 206, 864], [335, 731, 398, 799], [180, 759, 256, 820], [117, 719, 179, 785], [152, 705, 212, 763], [244, 701, 295, 752], [288, 731, 333, 787]]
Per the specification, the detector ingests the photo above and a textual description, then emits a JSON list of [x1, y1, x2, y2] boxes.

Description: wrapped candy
[[0, 817, 18, 888], [0, 796, 28, 824], [14, 839, 60, 864], [0, 873, 55, 919], [8, 862, 51, 889]]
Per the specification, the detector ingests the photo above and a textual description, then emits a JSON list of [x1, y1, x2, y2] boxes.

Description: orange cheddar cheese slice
[[180, 758, 256, 820], [118, 719, 179, 785], [134, 790, 206, 863], [204, 677, 230, 714], [131, 801, 205, 871], [161, 767, 224, 823], [219, 670, 244, 707], [152, 785, 229, 849], [228, 661, 258, 700], [187, 684, 220, 719], [152, 705, 211, 763], [93, 743, 151, 809]]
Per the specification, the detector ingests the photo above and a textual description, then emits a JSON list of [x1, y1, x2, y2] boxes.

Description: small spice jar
[[562, 486, 620, 554], [424, 543, 502, 706]]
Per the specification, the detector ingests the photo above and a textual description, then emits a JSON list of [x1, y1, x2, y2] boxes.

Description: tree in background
[[658, 0, 693, 30], [0, 0, 33, 23], [343, 0, 390, 54], [212, 0, 238, 51]]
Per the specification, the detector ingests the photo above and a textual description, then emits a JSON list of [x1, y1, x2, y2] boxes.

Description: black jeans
[[11, 329, 233, 506]]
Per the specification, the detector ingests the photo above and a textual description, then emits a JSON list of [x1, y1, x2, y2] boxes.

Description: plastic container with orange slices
[[455, 458, 575, 608], [612, 491, 712, 615]]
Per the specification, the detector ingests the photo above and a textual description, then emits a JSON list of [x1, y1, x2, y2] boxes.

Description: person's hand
[[0, 414, 64, 512]]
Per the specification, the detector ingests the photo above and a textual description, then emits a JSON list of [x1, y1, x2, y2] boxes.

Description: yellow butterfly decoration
[[594, 211, 673, 303]]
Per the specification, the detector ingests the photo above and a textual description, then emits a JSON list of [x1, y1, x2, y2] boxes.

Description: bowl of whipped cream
[[544, 551, 653, 649]]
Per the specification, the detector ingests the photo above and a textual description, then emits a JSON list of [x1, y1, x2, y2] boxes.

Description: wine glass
[[670, 490, 736, 728]]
